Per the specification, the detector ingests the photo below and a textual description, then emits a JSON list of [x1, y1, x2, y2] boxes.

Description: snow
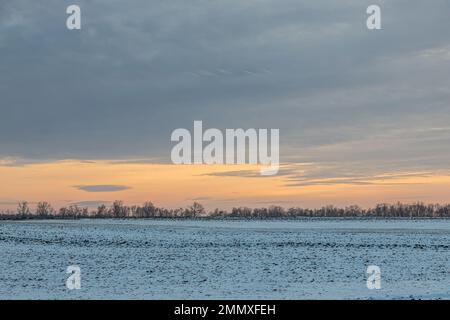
[[0, 218, 448, 299]]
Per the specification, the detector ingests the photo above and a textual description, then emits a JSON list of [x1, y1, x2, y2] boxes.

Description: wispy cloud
[[201, 162, 437, 187], [188, 196, 212, 201], [69, 200, 112, 207], [200, 164, 305, 178], [0, 199, 37, 206], [74, 185, 131, 192]]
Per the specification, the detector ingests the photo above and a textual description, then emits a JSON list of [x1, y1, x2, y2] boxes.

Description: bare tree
[[110, 200, 129, 218], [36, 202, 55, 217], [142, 202, 156, 218], [17, 201, 31, 217], [96, 204, 108, 218]]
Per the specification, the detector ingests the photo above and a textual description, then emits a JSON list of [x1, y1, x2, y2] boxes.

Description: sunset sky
[[1, 1, 450, 210]]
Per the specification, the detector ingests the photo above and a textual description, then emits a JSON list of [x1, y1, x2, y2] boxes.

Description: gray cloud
[[74, 185, 131, 192], [1, 0, 450, 178]]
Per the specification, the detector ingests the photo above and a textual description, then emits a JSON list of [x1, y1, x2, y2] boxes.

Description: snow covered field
[[0, 218, 448, 299]]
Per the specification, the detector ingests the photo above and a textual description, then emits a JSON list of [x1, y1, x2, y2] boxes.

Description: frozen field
[[0, 218, 448, 299]]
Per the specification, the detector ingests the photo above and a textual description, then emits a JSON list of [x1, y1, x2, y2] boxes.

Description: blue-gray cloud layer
[[1, 0, 450, 176]]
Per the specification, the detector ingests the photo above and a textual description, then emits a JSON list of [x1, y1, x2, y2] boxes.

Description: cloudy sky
[[1, 0, 450, 210]]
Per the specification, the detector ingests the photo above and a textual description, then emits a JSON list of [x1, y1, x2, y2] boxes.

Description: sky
[[1, 0, 450, 210]]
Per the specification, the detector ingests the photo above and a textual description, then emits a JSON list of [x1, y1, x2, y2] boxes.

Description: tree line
[[0, 201, 449, 220]]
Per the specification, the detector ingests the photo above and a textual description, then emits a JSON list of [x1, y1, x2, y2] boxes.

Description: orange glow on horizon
[[1, 160, 450, 211]]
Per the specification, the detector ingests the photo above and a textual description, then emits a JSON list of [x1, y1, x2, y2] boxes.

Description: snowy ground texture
[[0, 218, 448, 300]]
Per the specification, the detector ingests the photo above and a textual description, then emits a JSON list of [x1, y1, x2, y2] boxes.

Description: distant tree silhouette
[[17, 201, 31, 218], [111, 200, 128, 218], [35, 202, 55, 218], [142, 202, 157, 218], [1, 201, 450, 220], [96, 204, 108, 218]]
